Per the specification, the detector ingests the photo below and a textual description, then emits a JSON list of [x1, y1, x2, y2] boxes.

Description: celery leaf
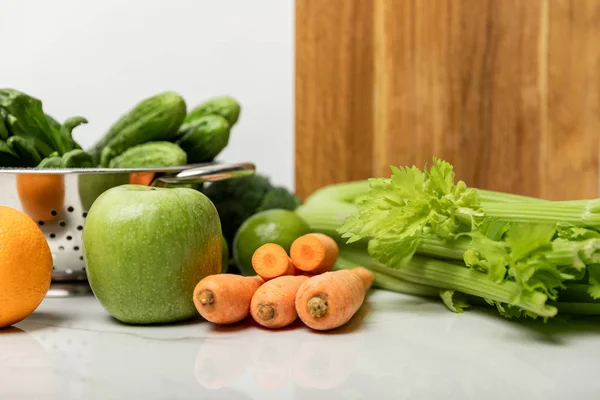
[[440, 290, 470, 313]]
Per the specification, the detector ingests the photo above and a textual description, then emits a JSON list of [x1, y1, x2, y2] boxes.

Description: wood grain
[[295, 0, 600, 200], [542, 0, 600, 200], [295, 0, 375, 200]]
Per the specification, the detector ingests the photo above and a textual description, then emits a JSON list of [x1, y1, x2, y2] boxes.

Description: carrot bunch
[[193, 233, 374, 331]]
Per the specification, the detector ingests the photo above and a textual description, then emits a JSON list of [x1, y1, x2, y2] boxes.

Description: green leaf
[[7, 136, 42, 166], [0, 139, 22, 167], [339, 158, 483, 247], [367, 235, 422, 269], [38, 153, 65, 168], [60, 116, 87, 152], [440, 290, 470, 313], [0, 110, 9, 139], [556, 223, 600, 240], [62, 149, 94, 168], [587, 265, 600, 300], [505, 223, 555, 261], [461, 232, 509, 283], [0, 89, 65, 156]]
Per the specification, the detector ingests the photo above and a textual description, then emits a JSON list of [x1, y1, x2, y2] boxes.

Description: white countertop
[[2, 288, 599, 400]]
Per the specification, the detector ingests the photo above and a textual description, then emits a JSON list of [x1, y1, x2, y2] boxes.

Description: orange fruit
[[0, 206, 53, 328], [16, 174, 65, 222]]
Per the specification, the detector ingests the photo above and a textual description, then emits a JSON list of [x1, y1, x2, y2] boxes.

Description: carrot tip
[[257, 304, 275, 321], [307, 296, 328, 318], [198, 289, 215, 306]]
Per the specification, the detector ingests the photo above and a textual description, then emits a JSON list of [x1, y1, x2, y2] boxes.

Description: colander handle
[[150, 162, 256, 186]]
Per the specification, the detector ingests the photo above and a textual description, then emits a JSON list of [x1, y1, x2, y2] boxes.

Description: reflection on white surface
[[4, 291, 600, 399], [0, 327, 56, 400]]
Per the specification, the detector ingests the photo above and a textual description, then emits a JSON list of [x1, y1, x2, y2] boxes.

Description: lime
[[233, 209, 310, 276]]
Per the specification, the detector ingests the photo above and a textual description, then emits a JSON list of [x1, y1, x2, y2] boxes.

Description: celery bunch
[[296, 158, 600, 320]]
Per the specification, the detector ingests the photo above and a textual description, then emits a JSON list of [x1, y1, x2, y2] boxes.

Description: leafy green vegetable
[[38, 152, 64, 168], [0, 139, 22, 167], [7, 136, 42, 166], [440, 290, 471, 313], [62, 149, 95, 168], [0, 89, 88, 165], [0, 110, 9, 140], [60, 116, 88, 152], [257, 187, 301, 212], [45, 114, 61, 131], [0, 89, 65, 157], [297, 158, 600, 320]]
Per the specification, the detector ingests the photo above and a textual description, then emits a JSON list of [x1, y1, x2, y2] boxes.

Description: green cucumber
[[90, 91, 187, 167], [184, 96, 241, 127], [177, 115, 230, 163], [108, 141, 187, 168]]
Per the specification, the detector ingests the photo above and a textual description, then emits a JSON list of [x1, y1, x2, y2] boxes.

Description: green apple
[[82, 184, 222, 324]]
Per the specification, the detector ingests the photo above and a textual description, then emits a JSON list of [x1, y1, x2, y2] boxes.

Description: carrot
[[295, 267, 374, 331], [193, 274, 264, 324], [250, 275, 309, 329], [252, 243, 295, 280], [290, 233, 339, 274], [129, 172, 155, 186]]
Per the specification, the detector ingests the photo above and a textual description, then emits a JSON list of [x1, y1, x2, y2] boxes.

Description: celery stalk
[[335, 249, 440, 298], [298, 202, 600, 270], [338, 248, 557, 318], [393, 256, 557, 318], [481, 201, 600, 227]]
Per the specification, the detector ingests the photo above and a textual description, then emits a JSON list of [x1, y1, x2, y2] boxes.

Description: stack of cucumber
[[0, 88, 240, 169]]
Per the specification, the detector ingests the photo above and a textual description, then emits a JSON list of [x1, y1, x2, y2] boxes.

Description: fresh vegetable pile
[[296, 158, 600, 320], [0, 88, 301, 260], [194, 233, 372, 331], [0, 88, 239, 168], [0, 89, 92, 168]]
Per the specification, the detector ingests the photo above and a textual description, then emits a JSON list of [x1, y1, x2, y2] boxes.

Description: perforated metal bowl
[[0, 162, 255, 296]]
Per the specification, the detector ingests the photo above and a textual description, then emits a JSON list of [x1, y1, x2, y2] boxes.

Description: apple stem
[[308, 296, 328, 318], [257, 304, 275, 321], [198, 289, 214, 306]]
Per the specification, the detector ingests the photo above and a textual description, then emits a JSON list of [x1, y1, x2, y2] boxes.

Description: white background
[[0, 0, 295, 189]]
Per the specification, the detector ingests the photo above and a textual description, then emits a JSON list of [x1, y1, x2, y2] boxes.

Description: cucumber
[[108, 141, 187, 168], [177, 115, 230, 163], [89, 91, 187, 167], [184, 96, 241, 127]]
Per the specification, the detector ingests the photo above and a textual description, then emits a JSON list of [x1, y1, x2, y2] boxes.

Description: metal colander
[[0, 161, 255, 296]]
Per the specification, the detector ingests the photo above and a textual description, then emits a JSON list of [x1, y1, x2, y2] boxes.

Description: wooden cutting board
[[295, 0, 600, 201]]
